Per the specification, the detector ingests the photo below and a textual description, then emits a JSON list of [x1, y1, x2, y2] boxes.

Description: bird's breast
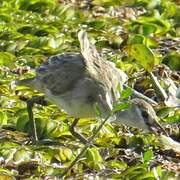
[[44, 88, 97, 118]]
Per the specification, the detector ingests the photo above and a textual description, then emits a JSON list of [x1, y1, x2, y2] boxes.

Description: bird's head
[[114, 98, 168, 136]]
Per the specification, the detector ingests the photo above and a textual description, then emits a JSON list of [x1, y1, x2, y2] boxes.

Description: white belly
[[45, 89, 97, 118]]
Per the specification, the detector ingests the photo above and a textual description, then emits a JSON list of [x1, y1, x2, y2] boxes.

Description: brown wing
[[78, 30, 127, 103], [35, 53, 85, 95]]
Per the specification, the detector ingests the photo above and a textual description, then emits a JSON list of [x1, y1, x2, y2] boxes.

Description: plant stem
[[58, 114, 111, 178]]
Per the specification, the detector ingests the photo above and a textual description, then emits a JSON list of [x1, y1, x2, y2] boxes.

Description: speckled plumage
[[17, 31, 167, 134], [20, 32, 127, 118], [35, 53, 86, 95]]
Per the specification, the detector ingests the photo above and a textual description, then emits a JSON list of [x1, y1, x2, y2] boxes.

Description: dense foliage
[[0, 0, 179, 179]]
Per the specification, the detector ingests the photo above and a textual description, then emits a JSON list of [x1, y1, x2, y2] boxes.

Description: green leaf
[[56, 148, 72, 162], [157, 107, 174, 118], [13, 148, 32, 162], [106, 160, 127, 170], [0, 14, 12, 22], [120, 165, 147, 177], [0, 52, 16, 68], [142, 23, 156, 36], [19, 47, 42, 55], [135, 171, 156, 179], [45, 120, 57, 135], [120, 87, 133, 100], [143, 149, 154, 162], [124, 44, 155, 72], [129, 34, 145, 44], [17, 26, 34, 34], [15, 108, 28, 118], [16, 115, 29, 131], [20, 1, 55, 13], [0, 111, 7, 126], [92, 0, 123, 6], [113, 102, 130, 113], [48, 37, 62, 49], [86, 148, 103, 162], [132, 17, 171, 35], [88, 20, 106, 29], [162, 52, 180, 71], [165, 115, 180, 123], [0, 173, 15, 180]]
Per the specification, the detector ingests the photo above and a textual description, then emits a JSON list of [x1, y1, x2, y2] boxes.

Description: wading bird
[[17, 31, 167, 142]]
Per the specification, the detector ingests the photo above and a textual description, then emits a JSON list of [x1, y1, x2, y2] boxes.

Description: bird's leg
[[69, 118, 88, 144], [27, 96, 48, 142]]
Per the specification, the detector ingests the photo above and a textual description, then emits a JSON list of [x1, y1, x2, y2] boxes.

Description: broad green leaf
[[120, 87, 133, 100], [129, 35, 158, 48], [161, 1, 177, 18], [0, 14, 12, 22], [162, 52, 180, 71], [5, 43, 17, 53], [0, 85, 9, 95], [142, 23, 156, 36], [20, 1, 55, 13], [35, 29, 49, 37], [0, 141, 19, 149], [15, 108, 28, 117], [48, 37, 62, 49], [45, 120, 57, 135], [143, 150, 154, 162], [16, 115, 29, 131], [120, 165, 147, 177], [13, 148, 32, 162], [88, 20, 106, 29], [92, 0, 124, 6], [17, 26, 34, 34], [0, 111, 7, 126], [55, 148, 72, 162], [157, 107, 174, 118], [133, 17, 171, 35], [86, 148, 103, 162], [62, 148, 72, 161], [106, 160, 127, 170], [19, 47, 42, 55], [87, 161, 105, 171], [0, 52, 16, 68], [129, 34, 144, 44], [113, 102, 130, 112], [156, 166, 162, 178], [124, 44, 155, 72], [166, 115, 180, 123], [135, 171, 156, 179], [0, 174, 15, 180]]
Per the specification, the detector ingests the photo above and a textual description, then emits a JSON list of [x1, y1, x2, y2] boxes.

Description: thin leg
[[27, 96, 48, 142], [69, 118, 88, 144]]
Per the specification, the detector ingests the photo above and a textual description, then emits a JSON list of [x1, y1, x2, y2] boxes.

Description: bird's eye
[[141, 110, 149, 119]]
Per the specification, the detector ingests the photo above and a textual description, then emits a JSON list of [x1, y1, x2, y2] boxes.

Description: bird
[[16, 30, 168, 142]]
